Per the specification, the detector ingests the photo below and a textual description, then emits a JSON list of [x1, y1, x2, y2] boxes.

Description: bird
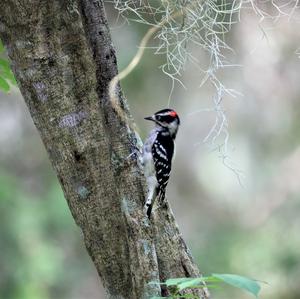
[[142, 108, 180, 218]]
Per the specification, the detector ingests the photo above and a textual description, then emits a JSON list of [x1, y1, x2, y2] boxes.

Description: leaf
[[165, 278, 194, 286], [165, 276, 221, 289], [201, 276, 222, 283], [212, 273, 261, 298], [177, 278, 206, 291], [0, 76, 10, 92]]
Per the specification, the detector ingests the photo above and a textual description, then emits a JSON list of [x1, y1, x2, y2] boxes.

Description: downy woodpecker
[[142, 109, 180, 218]]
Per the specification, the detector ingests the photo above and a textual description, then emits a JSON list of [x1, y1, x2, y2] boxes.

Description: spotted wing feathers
[[152, 133, 174, 202]]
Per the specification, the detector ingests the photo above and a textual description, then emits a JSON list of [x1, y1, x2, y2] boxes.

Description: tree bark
[[0, 1, 209, 298]]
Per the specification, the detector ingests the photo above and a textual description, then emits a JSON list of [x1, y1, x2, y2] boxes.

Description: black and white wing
[[152, 133, 174, 201]]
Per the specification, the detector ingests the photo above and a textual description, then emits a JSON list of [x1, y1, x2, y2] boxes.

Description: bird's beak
[[144, 115, 155, 122]]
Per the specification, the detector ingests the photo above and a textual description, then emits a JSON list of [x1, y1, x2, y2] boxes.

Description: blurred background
[[1, 2, 300, 299]]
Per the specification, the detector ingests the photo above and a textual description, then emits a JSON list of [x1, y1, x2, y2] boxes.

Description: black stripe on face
[[156, 114, 176, 123]]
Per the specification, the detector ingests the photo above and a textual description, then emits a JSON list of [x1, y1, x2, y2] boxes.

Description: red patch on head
[[169, 111, 177, 117]]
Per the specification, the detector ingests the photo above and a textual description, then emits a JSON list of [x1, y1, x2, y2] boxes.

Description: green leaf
[[165, 276, 221, 289], [166, 277, 206, 286], [0, 76, 10, 92], [165, 278, 193, 286], [212, 273, 261, 298], [201, 276, 222, 282], [176, 278, 205, 291]]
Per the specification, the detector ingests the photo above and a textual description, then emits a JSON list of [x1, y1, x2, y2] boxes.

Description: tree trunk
[[0, 1, 209, 298]]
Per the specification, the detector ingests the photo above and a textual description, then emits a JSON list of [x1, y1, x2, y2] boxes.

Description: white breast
[[142, 130, 157, 177]]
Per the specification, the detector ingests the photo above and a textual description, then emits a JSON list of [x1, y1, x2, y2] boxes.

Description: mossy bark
[[0, 1, 209, 298]]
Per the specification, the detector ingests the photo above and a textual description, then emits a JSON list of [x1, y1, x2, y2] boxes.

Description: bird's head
[[144, 108, 180, 138]]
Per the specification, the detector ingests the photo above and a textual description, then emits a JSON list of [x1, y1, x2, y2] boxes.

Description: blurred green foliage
[[0, 174, 99, 299], [0, 39, 17, 93]]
